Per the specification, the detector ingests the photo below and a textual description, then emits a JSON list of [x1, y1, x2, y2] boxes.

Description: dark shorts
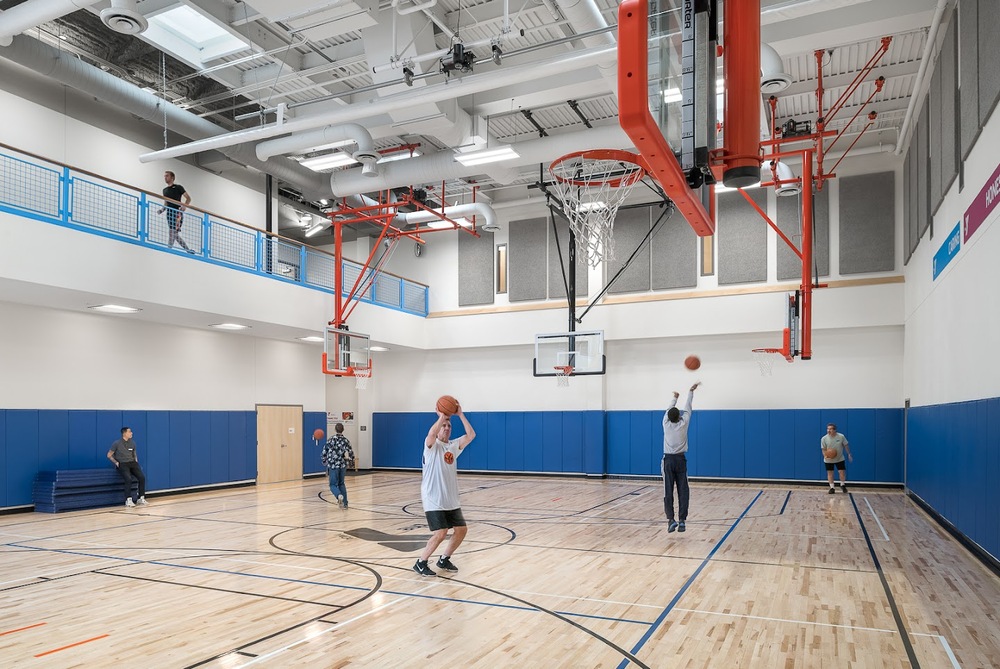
[[425, 508, 466, 531], [825, 461, 847, 471]]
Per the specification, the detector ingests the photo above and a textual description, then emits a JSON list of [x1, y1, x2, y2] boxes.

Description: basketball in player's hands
[[436, 395, 460, 416], [823, 448, 837, 459], [684, 355, 701, 371]]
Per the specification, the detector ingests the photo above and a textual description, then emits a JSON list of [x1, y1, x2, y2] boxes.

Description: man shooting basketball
[[413, 404, 476, 576], [662, 381, 701, 533]]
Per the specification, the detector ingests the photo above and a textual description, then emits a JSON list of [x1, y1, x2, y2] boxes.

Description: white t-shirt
[[421, 438, 464, 511], [821, 433, 849, 463]]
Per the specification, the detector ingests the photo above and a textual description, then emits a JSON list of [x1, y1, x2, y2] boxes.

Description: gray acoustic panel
[[651, 206, 698, 289], [607, 207, 651, 294], [908, 140, 919, 258], [904, 149, 913, 265], [458, 229, 494, 307], [717, 189, 767, 285], [960, 0, 980, 159], [547, 217, 589, 299], [509, 217, 547, 302], [941, 17, 960, 198], [776, 187, 829, 280], [839, 172, 895, 275], [917, 100, 930, 242], [979, 0, 1000, 126], [929, 64, 943, 215]]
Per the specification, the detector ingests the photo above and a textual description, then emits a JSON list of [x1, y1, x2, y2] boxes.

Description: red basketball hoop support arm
[[618, 0, 714, 237], [799, 149, 814, 360]]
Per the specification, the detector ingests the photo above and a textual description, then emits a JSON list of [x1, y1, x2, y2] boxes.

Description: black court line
[[780, 490, 792, 514], [617, 490, 764, 669], [849, 494, 921, 668]]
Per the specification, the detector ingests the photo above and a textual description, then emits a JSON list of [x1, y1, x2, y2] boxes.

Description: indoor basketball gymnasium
[[1, 0, 998, 667]]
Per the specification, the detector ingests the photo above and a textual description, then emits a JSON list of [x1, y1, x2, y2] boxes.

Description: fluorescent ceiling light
[[370, 345, 390, 352], [454, 146, 519, 166], [378, 150, 421, 164], [424, 217, 473, 230], [89, 304, 141, 314], [300, 152, 359, 171], [304, 222, 328, 237], [663, 88, 683, 104], [297, 336, 324, 342], [209, 323, 250, 330], [579, 201, 607, 212]]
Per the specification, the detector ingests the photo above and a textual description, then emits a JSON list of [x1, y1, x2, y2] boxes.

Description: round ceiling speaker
[[100, 8, 149, 35]]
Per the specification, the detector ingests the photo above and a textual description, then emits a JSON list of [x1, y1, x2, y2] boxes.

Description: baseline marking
[[34, 633, 110, 657], [864, 497, 890, 541]]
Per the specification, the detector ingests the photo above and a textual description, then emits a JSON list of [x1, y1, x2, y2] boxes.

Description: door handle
[[281, 443, 287, 448]]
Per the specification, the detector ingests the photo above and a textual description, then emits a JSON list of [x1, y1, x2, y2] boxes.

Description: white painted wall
[[903, 105, 1000, 407]]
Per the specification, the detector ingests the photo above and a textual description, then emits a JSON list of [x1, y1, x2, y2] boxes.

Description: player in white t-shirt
[[413, 405, 476, 576]]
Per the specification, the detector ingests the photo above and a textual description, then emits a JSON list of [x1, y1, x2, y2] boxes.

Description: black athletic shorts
[[824, 461, 847, 471], [425, 508, 466, 531]]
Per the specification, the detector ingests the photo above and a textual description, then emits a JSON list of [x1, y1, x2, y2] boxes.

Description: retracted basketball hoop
[[549, 149, 647, 267]]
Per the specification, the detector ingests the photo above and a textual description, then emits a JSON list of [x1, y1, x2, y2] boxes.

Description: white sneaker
[[125, 498, 135, 508], [336, 494, 343, 508], [136, 497, 149, 506]]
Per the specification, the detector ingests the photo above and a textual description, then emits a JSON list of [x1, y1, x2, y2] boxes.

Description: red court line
[[34, 634, 110, 657], [0, 622, 46, 636]]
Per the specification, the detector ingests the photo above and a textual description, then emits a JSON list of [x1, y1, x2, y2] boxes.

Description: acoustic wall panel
[[607, 207, 651, 294], [941, 17, 960, 198], [917, 101, 930, 241], [979, 0, 1000, 126], [960, 0, 980, 159], [908, 143, 920, 259], [904, 149, 912, 265], [839, 172, 896, 274], [776, 187, 829, 280], [508, 217, 547, 302], [547, 218, 588, 299], [458, 228, 494, 306], [651, 207, 698, 289], [718, 189, 767, 285], [929, 63, 944, 215]]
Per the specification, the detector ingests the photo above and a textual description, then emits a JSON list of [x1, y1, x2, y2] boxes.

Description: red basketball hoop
[[549, 149, 647, 267]]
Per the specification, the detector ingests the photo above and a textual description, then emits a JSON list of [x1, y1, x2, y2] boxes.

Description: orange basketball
[[824, 448, 837, 459], [313, 428, 325, 441], [684, 355, 701, 370], [436, 395, 459, 416]]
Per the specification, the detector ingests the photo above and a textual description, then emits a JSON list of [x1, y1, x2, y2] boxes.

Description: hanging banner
[[932, 223, 961, 280], [963, 159, 1000, 242]]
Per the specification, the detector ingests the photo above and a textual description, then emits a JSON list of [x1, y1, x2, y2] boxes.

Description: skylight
[[145, 5, 248, 68]]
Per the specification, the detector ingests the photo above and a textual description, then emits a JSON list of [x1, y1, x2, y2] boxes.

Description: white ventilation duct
[[769, 161, 801, 196], [329, 123, 628, 196], [0, 34, 327, 199], [255, 123, 380, 177], [397, 202, 498, 233], [760, 43, 792, 93], [100, 0, 148, 35], [0, 0, 100, 46], [554, 0, 616, 88], [139, 44, 617, 164]]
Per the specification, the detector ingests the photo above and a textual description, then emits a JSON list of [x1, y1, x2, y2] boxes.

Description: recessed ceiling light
[[370, 345, 390, 352], [297, 336, 324, 342], [209, 323, 250, 330], [89, 304, 142, 313]]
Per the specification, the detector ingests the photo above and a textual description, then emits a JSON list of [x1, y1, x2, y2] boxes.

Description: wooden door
[[256, 405, 303, 483]]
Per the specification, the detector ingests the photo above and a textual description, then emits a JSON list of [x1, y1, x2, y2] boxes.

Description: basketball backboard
[[533, 330, 606, 377], [323, 327, 371, 376]]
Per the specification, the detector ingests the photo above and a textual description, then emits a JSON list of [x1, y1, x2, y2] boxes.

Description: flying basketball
[[684, 355, 701, 370], [436, 395, 460, 416], [313, 428, 325, 441], [824, 448, 837, 459]]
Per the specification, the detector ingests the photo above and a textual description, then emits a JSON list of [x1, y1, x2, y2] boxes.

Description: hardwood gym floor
[[1, 473, 998, 668]]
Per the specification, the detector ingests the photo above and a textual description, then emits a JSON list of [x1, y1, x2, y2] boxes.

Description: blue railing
[[0, 143, 429, 317]]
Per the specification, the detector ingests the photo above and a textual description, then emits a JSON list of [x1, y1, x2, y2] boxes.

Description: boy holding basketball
[[413, 401, 476, 576], [821, 423, 852, 493]]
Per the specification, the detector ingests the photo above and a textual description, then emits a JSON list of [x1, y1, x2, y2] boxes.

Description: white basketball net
[[753, 350, 783, 376], [556, 365, 573, 388], [549, 151, 646, 267], [354, 366, 371, 390]]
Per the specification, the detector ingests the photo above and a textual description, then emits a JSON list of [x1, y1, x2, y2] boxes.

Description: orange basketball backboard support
[[618, 0, 715, 237]]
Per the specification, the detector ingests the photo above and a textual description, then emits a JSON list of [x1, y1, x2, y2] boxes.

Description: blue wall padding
[[374, 408, 904, 483], [303, 411, 326, 475], [1, 409, 256, 508], [908, 398, 1000, 563]]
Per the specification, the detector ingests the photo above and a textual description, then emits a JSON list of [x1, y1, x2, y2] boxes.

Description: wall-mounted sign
[[932, 223, 961, 280], [963, 160, 1000, 243]]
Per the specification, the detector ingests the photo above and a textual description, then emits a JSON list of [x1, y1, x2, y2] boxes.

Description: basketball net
[[353, 366, 371, 390], [549, 150, 647, 267], [555, 365, 573, 388]]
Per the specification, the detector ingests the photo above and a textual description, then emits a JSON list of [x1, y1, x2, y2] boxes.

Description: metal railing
[[0, 142, 429, 317]]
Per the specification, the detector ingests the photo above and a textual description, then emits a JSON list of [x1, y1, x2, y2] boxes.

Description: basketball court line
[[0, 621, 46, 636], [617, 490, 764, 669], [33, 633, 109, 657], [779, 490, 792, 513], [864, 496, 891, 541]]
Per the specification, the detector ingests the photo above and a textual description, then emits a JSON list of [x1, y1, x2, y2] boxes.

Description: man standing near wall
[[159, 170, 194, 253], [663, 382, 701, 533], [822, 423, 852, 493], [107, 427, 148, 508]]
